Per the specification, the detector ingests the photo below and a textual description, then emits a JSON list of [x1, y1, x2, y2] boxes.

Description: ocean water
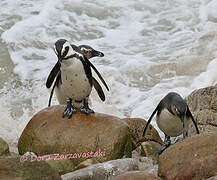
[[0, 0, 217, 151]]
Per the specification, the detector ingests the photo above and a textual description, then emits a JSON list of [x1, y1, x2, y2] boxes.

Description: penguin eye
[[82, 48, 90, 53], [62, 46, 69, 56], [61, 49, 65, 55], [171, 105, 179, 115]]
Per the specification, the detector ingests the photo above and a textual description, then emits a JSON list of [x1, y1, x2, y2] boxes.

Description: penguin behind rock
[[142, 92, 200, 155], [46, 39, 109, 118], [46, 43, 108, 109]]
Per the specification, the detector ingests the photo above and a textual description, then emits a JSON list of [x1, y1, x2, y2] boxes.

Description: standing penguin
[[142, 92, 200, 154], [46, 43, 107, 107], [46, 39, 109, 118]]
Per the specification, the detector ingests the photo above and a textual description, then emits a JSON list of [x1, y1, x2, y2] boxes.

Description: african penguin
[[142, 92, 200, 155], [46, 39, 109, 118], [46, 43, 107, 108]]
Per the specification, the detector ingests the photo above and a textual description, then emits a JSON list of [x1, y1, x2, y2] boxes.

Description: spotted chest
[[60, 57, 92, 101]]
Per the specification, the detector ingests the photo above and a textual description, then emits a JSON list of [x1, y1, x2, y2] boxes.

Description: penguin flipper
[[46, 62, 60, 88], [48, 81, 55, 107], [186, 106, 200, 134], [142, 104, 160, 137], [48, 72, 61, 107], [92, 77, 105, 101], [84, 57, 109, 91]]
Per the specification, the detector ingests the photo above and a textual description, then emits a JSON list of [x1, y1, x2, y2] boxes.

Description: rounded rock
[[18, 105, 132, 166], [158, 132, 217, 179]]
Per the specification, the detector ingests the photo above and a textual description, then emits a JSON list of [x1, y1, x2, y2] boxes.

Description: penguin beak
[[93, 50, 104, 57]]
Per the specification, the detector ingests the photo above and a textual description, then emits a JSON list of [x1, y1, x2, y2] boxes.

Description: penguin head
[[79, 45, 104, 59], [54, 39, 76, 63], [171, 101, 187, 127]]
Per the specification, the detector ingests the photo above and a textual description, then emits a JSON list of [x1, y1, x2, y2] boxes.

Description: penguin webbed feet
[[63, 98, 76, 119], [158, 134, 171, 155], [80, 106, 94, 114], [80, 99, 94, 115]]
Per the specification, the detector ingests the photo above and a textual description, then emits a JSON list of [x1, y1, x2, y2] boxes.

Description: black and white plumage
[[46, 39, 109, 118], [46, 42, 107, 107], [142, 92, 200, 154]]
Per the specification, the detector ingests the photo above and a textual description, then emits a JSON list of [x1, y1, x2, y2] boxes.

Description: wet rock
[[141, 141, 161, 161], [113, 171, 162, 180], [18, 105, 132, 166], [10, 152, 19, 157], [132, 148, 159, 173], [74, 159, 99, 171], [158, 132, 217, 180], [61, 158, 139, 180], [132, 141, 161, 163], [46, 154, 76, 175], [185, 86, 217, 135], [136, 157, 158, 173], [132, 147, 142, 158], [0, 137, 9, 156], [122, 118, 162, 150], [20, 152, 75, 175], [0, 156, 61, 180]]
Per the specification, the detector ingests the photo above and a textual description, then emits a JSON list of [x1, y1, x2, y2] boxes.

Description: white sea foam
[[0, 0, 217, 148]]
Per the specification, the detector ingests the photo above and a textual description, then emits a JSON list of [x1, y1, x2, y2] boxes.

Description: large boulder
[[0, 137, 9, 156], [185, 86, 217, 135], [113, 171, 162, 180], [122, 118, 162, 150], [18, 105, 132, 166], [158, 132, 217, 180], [0, 156, 61, 180]]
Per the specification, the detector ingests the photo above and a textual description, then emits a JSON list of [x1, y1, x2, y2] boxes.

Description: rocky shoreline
[[0, 85, 217, 180]]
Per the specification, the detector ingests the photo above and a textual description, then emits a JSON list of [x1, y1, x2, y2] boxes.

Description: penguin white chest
[[156, 109, 190, 137], [60, 58, 92, 100]]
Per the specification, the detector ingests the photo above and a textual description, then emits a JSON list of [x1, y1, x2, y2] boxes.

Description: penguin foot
[[80, 98, 94, 115], [158, 141, 171, 155], [158, 134, 171, 155], [63, 99, 76, 119], [80, 106, 94, 115]]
